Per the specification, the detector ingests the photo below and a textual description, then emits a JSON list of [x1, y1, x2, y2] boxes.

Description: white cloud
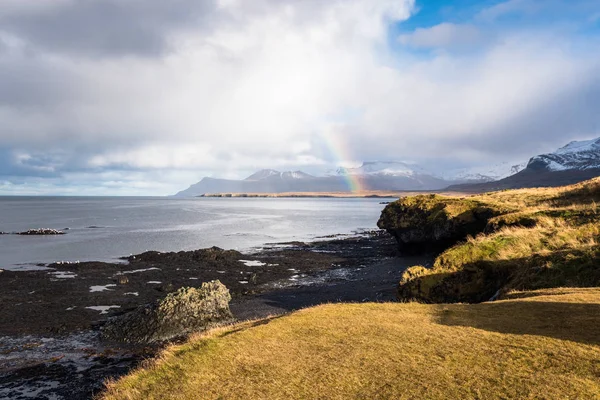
[[476, 0, 539, 22]]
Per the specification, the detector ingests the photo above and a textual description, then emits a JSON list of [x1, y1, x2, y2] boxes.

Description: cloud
[[0, 0, 218, 57], [398, 23, 489, 49], [0, 0, 599, 194], [476, 0, 538, 22]]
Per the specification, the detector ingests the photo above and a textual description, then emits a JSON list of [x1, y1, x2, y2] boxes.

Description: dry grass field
[[102, 288, 600, 400]]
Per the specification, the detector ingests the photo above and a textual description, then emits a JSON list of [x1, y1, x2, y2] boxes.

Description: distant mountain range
[[448, 137, 600, 192], [174, 137, 600, 196], [175, 161, 460, 196]]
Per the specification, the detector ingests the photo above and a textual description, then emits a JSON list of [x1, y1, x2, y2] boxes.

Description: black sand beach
[[0, 231, 430, 400]]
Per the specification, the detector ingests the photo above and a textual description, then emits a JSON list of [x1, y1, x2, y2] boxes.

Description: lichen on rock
[[101, 280, 233, 344]]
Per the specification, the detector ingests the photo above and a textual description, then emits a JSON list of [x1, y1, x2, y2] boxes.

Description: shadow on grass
[[435, 300, 600, 346], [549, 177, 600, 207], [220, 315, 285, 338]]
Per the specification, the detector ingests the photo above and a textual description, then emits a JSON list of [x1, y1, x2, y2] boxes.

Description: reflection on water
[[0, 197, 386, 268]]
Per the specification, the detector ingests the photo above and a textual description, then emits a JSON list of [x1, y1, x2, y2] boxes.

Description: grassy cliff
[[379, 178, 600, 303], [103, 289, 600, 400]]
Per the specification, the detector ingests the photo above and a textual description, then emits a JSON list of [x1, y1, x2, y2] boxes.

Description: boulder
[[101, 281, 233, 344]]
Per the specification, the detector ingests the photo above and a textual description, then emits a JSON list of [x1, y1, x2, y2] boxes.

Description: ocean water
[[0, 197, 388, 270]]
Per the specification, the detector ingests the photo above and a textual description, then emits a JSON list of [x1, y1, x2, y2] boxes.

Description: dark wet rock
[[377, 195, 501, 253], [17, 228, 65, 235], [101, 281, 233, 344], [123, 246, 243, 264]]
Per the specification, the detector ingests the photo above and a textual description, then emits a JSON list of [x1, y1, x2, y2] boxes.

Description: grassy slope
[[395, 178, 600, 302], [102, 288, 600, 400]]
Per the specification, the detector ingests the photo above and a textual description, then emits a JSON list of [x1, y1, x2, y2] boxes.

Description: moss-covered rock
[[399, 259, 514, 303], [399, 248, 600, 304], [102, 281, 233, 344], [377, 194, 502, 252]]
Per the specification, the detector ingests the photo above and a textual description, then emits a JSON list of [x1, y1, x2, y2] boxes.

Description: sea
[[0, 197, 388, 270]]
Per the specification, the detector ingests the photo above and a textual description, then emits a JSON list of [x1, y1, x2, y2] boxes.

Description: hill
[[378, 177, 600, 303]]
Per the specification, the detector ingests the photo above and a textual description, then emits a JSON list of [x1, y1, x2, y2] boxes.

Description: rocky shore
[[0, 230, 427, 400]]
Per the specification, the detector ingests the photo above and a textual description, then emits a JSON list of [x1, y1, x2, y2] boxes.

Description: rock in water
[[101, 281, 233, 344], [17, 228, 65, 235]]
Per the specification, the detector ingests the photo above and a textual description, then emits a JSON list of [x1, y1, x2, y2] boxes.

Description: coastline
[[195, 190, 471, 198], [0, 230, 428, 400]]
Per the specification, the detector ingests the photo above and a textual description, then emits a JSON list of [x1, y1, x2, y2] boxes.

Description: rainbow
[[322, 130, 365, 193]]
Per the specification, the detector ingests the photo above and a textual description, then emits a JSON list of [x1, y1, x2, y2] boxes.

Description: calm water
[[0, 197, 387, 269]]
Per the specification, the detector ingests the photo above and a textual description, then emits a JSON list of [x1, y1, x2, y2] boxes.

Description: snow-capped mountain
[[443, 162, 527, 183], [331, 161, 450, 190], [244, 169, 281, 180], [245, 170, 314, 181], [528, 137, 600, 171], [175, 169, 325, 196], [175, 163, 450, 196], [448, 136, 600, 192], [336, 161, 429, 177]]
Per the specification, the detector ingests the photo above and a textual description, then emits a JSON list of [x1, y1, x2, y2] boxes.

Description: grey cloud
[[0, 148, 61, 178], [323, 61, 600, 172], [0, 0, 218, 58], [0, 56, 81, 108], [449, 72, 600, 158]]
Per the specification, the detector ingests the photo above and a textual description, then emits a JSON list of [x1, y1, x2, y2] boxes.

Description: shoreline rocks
[[101, 281, 234, 344]]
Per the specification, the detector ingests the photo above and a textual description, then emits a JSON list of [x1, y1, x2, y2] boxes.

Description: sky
[[1, 0, 599, 195]]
